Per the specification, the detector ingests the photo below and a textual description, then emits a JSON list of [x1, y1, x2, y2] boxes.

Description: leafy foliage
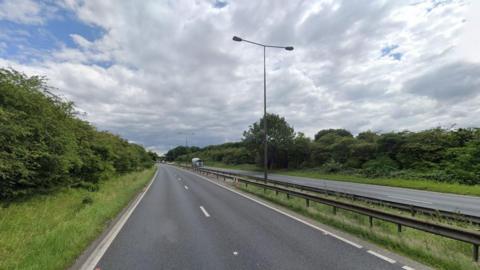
[[167, 111, 480, 185], [243, 114, 295, 169], [0, 69, 155, 201]]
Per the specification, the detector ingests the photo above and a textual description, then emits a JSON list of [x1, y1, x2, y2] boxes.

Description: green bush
[[0, 69, 155, 201], [362, 156, 399, 177], [322, 160, 343, 173]]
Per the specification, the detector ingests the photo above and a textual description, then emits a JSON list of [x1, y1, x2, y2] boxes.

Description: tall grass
[[237, 183, 480, 270], [0, 168, 155, 270]]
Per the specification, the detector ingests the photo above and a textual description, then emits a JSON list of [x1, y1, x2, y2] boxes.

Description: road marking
[[326, 233, 363, 249], [200, 206, 210, 217], [402, 266, 415, 270], [367, 250, 396, 264], [177, 177, 181, 181], [184, 185, 189, 190], [80, 168, 159, 270], [387, 195, 432, 205], [233, 251, 238, 255], [178, 167, 363, 249]]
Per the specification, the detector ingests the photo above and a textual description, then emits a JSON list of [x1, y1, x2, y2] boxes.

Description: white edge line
[[367, 250, 396, 264], [402, 266, 415, 270], [184, 185, 189, 190], [177, 166, 363, 249], [79, 168, 159, 270], [200, 206, 210, 217]]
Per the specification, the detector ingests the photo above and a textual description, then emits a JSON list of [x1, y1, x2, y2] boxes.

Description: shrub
[[0, 68, 154, 201], [362, 156, 399, 177], [322, 160, 343, 173]]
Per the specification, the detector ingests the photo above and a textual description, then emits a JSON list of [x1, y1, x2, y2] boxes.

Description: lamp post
[[232, 36, 293, 182]]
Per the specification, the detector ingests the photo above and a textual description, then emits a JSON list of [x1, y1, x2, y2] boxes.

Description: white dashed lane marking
[[177, 166, 421, 270], [200, 206, 210, 217]]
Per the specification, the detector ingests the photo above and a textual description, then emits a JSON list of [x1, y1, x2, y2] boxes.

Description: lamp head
[[285, 46, 294, 51], [232, 36, 242, 42]]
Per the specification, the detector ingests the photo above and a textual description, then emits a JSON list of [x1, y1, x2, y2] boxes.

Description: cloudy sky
[[1, 0, 479, 153]]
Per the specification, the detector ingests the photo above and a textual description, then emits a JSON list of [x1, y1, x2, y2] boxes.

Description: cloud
[[0, 0, 477, 154], [405, 62, 480, 103], [0, 0, 58, 24]]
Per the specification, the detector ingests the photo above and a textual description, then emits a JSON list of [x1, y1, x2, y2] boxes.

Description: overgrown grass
[[236, 183, 480, 270], [206, 162, 480, 196], [0, 167, 156, 270]]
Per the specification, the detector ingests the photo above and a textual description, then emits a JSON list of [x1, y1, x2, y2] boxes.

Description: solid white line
[[200, 206, 210, 217], [387, 195, 432, 205], [326, 233, 363, 249], [184, 185, 189, 190], [80, 168, 159, 270], [177, 166, 363, 249], [402, 266, 415, 270], [367, 250, 396, 264]]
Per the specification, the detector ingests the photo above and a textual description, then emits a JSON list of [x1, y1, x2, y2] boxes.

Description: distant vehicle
[[192, 158, 204, 167]]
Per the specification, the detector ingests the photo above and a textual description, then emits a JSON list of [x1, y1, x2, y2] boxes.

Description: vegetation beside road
[[167, 113, 480, 195], [237, 183, 479, 270], [0, 68, 157, 201], [0, 167, 155, 270], [206, 161, 480, 196]]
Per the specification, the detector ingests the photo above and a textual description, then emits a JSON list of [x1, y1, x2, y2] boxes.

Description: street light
[[232, 35, 294, 182]]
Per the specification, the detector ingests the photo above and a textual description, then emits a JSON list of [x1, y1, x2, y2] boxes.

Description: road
[[95, 164, 413, 270], [206, 166, 480, 217]]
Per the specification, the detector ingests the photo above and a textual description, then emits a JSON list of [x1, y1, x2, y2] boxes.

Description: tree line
[[167, 114, 480, 185], [0, 69, 156, 201]]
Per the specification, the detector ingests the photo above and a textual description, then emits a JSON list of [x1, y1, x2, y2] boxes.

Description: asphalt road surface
[[206, 166, 480, 217], [95, 164, 411, 270]]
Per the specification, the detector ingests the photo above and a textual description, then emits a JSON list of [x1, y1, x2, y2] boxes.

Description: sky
[[0, 0, 479, 154]]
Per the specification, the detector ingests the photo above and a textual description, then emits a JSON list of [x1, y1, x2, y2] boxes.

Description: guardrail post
[[397, 224, 402, 233], [275, 190, 278, 196], [369, 216, 373, 227], [306, 199, 310, 207], [474, 244, 479, 262], [333, 206, 337, 215], [287, 193, 290, 199]]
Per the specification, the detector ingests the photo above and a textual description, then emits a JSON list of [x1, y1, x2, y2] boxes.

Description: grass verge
[[236, 182, 479, 270], [206, 162, 480, 196], [0, 167, 156, 270]]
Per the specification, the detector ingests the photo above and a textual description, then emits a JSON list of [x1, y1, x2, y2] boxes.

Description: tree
[[0, 68, 154, 201], [314, 129, 352, 141], [289, 132, 311, 168], [243, 114, 295, 169]]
